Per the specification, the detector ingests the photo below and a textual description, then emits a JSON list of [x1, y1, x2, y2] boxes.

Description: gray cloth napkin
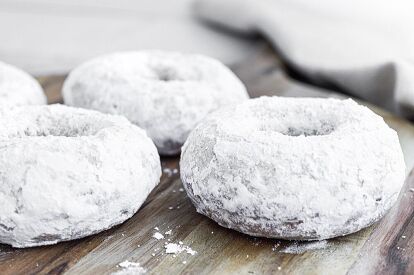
[[194, 0, 414, 117]]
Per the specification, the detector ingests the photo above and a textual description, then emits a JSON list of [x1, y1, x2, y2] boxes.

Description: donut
[[62, 51, 249, 155], [0, 61, 46, 105], [0, 105, 161, 248], [180, 96, 406, 240]]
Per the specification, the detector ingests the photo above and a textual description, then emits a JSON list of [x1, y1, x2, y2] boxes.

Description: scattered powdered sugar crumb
[[278, 240, 330, 254], [153, 232, 164, 240], [112, 261, 146, 275], [165, 243, 182, 254], [165, 243, 197, 255], [165, 230, 172, 235], [186, 247, 197, 255], [163, 168, 179, 177], [154, 227, 159, 231], [118, 261, 141, 269]]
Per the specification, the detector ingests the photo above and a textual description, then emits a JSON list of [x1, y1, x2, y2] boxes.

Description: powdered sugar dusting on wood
[[153, 232, 164, 240], [165, 242, 197, 255], [112, 261, 146, 275], [279, 240, 330, 254]]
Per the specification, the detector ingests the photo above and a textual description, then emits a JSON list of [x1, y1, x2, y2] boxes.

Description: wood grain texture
[[1, 45, 414, 275]]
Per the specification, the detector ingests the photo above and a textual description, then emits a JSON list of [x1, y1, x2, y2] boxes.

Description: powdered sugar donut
[[62, 51, 249, 155], [181, 97, 406, 240], [0, 61, 46, 105], [0, 105, 161, 248]]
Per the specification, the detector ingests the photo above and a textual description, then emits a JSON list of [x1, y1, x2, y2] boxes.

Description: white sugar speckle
[[179, 188, 184, 192], [113, 261, 146, 275], [154, 227, 159, 231], [163, 167, 171, 173], [153, 232, 164, 240], [165, 230, 172, 235], [165, 243, 181, 254], [279, 240, 329, 254], [186, 247, 197, 256], [163, 168, 179, 176], [164, 242, 197, 256]]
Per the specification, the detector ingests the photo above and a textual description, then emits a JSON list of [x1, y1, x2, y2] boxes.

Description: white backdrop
[[0, 0, 257, 75]]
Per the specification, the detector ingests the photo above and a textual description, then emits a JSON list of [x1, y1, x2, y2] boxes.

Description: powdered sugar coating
[[62, 51, 249, 155], [181, 97, 406, 240], [0, 61, 46, 105], [0, 105, 161, 248]]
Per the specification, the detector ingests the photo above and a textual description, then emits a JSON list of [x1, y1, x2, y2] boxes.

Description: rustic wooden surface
[[1, 45, 414, 275]]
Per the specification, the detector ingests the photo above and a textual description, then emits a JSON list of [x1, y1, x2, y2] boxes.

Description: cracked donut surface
[[0, 105, 161, 248], [180, 96, 406, 240], [62, 51, 249, 155]]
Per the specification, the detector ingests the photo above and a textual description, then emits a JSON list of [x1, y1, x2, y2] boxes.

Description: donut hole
[[282, 124, 335, 137], [22, 118, 107, 138], [154, 67, 179, 82], [158, 71, 174, 82], [259, 120, 336, 137], [24, 126, 97, 137]]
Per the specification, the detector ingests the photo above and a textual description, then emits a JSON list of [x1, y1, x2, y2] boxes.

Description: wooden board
[[1, 44, 414, 275]]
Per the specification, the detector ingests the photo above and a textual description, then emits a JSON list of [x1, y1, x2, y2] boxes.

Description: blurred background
[[1, 0, 414, 118], [0, 0, 258, 75]]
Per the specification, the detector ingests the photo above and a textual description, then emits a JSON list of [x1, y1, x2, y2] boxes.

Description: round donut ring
[[0, 105, 161, 248], [62, 51, 249, 155], [0, 61, 46, 105], [181, 96, 406, 240]]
